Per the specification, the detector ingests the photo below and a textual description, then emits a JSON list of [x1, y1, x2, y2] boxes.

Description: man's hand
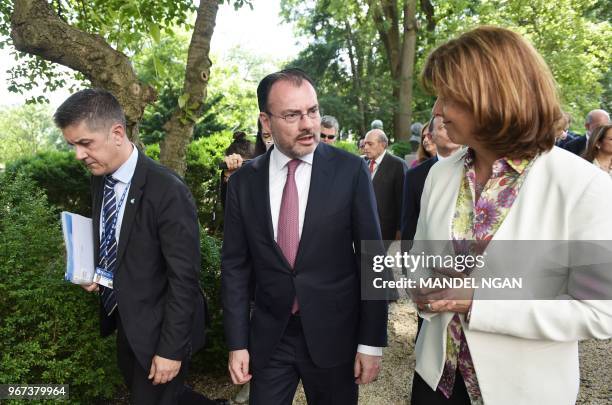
[[148, 355, 182, 385], [354, 352, 382, 385], [228, 349, 252, 385], [80, 282, 99, 292]]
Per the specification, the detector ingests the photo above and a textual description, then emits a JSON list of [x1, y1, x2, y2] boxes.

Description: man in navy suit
[[221, 68, 388, 404], [563, 109, 610, 155], [401, 116, 461, 242]]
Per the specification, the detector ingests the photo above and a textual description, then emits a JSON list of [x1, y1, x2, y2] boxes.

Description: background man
[[363, 129, 408, 244], [401, 115, 461, 242], [563, 109, 610, 155], [320, 114, 339, 144], [555, 112, 578, 148], [222, 68, 388, 404], [54, 89, 208, 405]]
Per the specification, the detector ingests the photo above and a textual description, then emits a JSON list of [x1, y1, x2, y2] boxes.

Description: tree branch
[[10, 0, 157, 140], [420, 0, 435, 32]]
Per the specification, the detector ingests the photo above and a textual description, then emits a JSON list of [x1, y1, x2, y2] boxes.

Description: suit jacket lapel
[[373, 152, 390, 186], [250, 150, 292, 271], [250, 150, 275, 238], [295, 144, 333, 268], [115, 150, 146, 269]]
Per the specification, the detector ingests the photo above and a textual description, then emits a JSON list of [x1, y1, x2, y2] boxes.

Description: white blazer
[[413, 146, 612, 405]]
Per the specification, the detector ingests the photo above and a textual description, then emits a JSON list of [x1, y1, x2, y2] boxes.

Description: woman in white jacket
[[409, 26, 612, 405]]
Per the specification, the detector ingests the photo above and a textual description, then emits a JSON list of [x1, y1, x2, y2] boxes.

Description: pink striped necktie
[[277, 159, 301, 313]]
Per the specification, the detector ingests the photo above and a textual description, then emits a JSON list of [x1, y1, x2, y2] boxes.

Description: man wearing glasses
[[320, 115, 339, 144], [221, 68, 388, 404]]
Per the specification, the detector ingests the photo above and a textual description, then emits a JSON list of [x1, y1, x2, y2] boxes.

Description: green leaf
[[152, 54, 163, 78], [178, 93, 190, 109], [148, 23, 161, 44]]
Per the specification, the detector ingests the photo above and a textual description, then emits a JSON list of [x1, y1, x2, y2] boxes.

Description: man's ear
[[259, 112, 272, 135], [110, 123, 127, 146]]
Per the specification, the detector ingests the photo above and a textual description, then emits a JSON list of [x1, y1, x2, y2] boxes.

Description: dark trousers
[[250, 315, 358, 405], [410, 369, 470, 405], [116, 313, 187, 405]]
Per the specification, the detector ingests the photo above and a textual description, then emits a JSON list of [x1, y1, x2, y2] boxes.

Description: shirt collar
[[270, 145, 314, 172], [111, 144, 138, 184], [374, 149, 387, 165], [464, 147, 531, 176]]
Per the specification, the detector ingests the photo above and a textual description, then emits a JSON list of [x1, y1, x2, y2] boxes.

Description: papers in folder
[[61, 212, 95, 284]]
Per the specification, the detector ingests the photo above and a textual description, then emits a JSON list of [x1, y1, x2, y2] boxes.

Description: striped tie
[[100, 175, 119, 315]]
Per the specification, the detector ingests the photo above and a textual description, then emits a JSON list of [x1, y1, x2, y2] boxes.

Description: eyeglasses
[[320, 134, 336, 140], [265, 107, 320, 123]]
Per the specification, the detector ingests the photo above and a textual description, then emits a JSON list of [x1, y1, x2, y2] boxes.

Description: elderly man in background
[[563, 109, 610, 155], [363, 129, 408, 245]]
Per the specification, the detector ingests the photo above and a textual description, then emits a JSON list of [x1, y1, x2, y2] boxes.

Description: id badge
[[94, 267, 114, 288]]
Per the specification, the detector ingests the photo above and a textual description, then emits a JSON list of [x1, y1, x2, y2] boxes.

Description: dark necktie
[[277, 159, 301, 313], [100, 175, 119, 315]]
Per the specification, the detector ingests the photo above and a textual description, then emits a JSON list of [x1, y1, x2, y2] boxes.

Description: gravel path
[[194, 300, 611, 404]]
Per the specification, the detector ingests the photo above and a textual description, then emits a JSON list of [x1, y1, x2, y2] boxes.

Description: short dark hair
[[254, 119, 267, 157], [256, 68, 316, 112], [53, 88, 126, 131]]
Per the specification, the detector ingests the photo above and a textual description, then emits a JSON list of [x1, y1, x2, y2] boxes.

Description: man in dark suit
[[555, 112, 578, 148], [401, 116, 461, 242], [55, 89, 208, 405], [563, 109, 610, 155], [222, 68, 388, 404], [363, 129, 408, 244]]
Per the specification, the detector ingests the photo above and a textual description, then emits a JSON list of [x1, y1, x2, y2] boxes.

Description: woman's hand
[[413, 284, 474, 314], [423, 299, 472, 314], [223, 153, 244, 181]]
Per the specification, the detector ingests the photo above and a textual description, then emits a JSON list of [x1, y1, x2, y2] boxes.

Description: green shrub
[[143, 143, 160, 161], [184, 131, 233, 235], [0, 174, 122, 403], [390, 140, 412, 158], [5, 151, 91, 216], [192, 232, 226, 374], [334, 140, 359, 155]]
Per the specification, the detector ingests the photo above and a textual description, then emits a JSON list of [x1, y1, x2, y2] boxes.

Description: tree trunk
[[368, 0, 417, 142], [344, 20, 366, 137], [159, 0, 218, 176], [397, 0, 417, 141], [10, 0, 157, 142]]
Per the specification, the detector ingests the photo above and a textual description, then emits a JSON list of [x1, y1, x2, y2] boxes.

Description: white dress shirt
[[99, 144, 138, 242], [269, 146, 382, 356]]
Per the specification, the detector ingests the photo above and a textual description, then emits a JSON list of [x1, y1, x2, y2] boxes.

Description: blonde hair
[[422, 26, 562, 158]]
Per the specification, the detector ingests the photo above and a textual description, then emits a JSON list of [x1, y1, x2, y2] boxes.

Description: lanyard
[[100, 181, 130, 269]]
